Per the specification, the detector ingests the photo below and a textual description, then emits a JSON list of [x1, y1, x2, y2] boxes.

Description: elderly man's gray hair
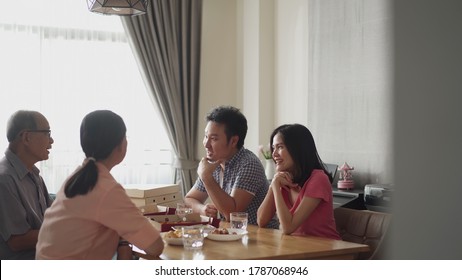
[[6, 110, 39, 142]]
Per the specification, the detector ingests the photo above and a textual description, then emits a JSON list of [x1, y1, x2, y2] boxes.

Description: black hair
[[64, 110, 126, 198], [270, 124, 332, 185], [206, 106, 247, 149]]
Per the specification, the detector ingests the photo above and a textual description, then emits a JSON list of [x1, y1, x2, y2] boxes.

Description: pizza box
[[124, 184, 181, 198]]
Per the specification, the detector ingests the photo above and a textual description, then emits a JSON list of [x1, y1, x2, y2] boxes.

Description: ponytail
[[64, 159, 98, 198]]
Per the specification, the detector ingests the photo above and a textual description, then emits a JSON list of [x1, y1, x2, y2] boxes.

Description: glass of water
[[176, 202, 192, 221], [230, 212, 248, 230], [182, 226, 204, 250]]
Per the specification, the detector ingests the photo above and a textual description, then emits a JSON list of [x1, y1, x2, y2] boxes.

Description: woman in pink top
[[36, 110, 164, 259], [257, 124, 340, 239]]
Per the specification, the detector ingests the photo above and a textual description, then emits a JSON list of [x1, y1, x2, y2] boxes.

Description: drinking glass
[[175, 202, 192, 221], [230, 212, 248, 230], [182, 226, 204, 250]]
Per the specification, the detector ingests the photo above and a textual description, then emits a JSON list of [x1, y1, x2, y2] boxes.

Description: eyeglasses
[[27, 129, 52, 138]]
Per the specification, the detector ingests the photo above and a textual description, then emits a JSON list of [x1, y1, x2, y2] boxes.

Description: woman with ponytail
[[36, 110, 163, 259]]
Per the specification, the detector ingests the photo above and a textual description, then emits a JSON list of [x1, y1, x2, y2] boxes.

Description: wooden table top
[[133, 222, 369, 260]]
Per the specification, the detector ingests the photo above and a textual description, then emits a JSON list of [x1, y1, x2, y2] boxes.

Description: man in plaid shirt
[[185, 106, 279, 228]]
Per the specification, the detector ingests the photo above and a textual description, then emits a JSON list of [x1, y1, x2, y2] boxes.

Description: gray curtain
[[121, 0, 202, 195]]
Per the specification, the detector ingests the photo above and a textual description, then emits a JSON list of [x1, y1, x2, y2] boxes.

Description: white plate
[[171, 224, 216, 237], [206, 228, 248, 241]]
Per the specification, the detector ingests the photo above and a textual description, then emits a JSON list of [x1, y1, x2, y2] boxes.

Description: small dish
[[163, 237, 183, 246], [162, 231, 183, 246], [206, 228, 247, 241]]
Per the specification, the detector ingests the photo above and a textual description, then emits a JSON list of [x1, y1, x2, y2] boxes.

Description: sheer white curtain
[[0, 0, 173, 193], [307, 0, 393, 187]]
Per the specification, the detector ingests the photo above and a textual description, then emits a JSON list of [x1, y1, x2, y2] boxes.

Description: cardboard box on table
[[125, 184, 219, 231], [124, 183, 182, 208]]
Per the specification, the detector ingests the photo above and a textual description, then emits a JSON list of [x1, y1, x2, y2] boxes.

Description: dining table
[[132, 221, 369, 260]]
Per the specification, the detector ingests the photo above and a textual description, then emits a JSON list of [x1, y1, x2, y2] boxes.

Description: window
[[0, 1, 173, 193]]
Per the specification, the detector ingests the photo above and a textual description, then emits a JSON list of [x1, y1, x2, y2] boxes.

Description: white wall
[[274, 0, 309, 125], [200, 0, 277, 158], [241, 0, 276, 154], [198, 0, 238, 157]]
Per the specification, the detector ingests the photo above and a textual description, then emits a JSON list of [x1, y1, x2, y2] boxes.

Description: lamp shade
[[87, 0, 148, 16]]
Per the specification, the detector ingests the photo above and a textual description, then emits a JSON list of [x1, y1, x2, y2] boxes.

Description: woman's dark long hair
[[270, 124, 332, 185], [64, 110, 126, 198]]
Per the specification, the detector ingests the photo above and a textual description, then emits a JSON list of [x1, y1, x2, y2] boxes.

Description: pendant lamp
[[87, 0, 148, 16]]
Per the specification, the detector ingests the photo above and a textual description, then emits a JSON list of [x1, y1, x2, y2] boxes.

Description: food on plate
[[211, 228, 237, 235], [164, 229, 182, 238]]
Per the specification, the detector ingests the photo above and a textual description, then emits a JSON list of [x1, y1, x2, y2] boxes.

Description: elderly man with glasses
[[0, 110, 54, 260]]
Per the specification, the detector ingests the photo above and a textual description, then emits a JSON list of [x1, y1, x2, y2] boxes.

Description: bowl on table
[[206, 228, 247, 241]]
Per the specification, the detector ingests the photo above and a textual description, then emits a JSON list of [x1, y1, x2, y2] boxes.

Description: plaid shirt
[[194, 148, 279, 228]]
